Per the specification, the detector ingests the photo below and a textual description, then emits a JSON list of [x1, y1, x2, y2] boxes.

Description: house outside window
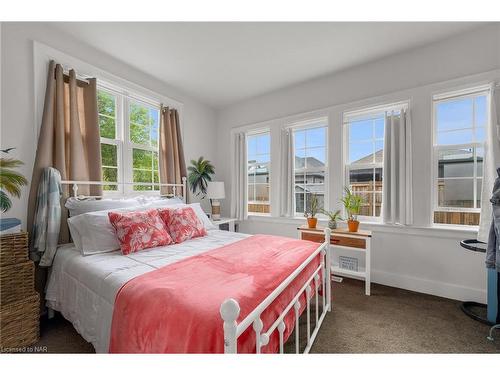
[[344, 110, 385, 219], [292, 121, 328, 215], [432, 87, 488, 226]]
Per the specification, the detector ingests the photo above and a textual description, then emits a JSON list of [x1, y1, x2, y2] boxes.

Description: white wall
[[1, 22, 218, 226], [216, 24, 500, 303]]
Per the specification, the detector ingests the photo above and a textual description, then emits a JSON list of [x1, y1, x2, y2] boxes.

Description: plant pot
[[307, 217, 318, 229], [347, 220, 359, 232], [328, 220, 337, 230]]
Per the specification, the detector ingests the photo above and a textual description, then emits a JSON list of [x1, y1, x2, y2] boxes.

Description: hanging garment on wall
[[29, 167, 62, 267], [486, 168, 500, 270]]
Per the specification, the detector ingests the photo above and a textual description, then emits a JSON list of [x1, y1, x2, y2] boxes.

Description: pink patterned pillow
[[108, 209, 173, 255], [158, 206, 207, 244]]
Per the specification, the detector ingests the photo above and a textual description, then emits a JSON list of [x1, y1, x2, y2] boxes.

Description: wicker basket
[[0, 293, 39, 350], [0, 231, 28, 267], [0, 260, 35, 305]]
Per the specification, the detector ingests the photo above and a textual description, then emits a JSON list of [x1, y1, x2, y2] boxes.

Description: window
[[344, 111, 385, 219], [247, 131, 271, 214], [97, 87, 161, 193], [433, 88, 488, 225], [98, 90, 120, 191], [129, 101, 160, 191], [293, 122, 327, 215]]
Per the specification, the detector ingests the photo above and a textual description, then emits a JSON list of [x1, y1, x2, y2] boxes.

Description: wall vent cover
[[339, 256, 358, 272]]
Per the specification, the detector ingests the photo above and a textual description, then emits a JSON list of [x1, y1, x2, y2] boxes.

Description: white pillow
[[67, 202, 214, 256], [67, 205, 150, 255], [67, 210, 121, 255], [137, 196, 184, 206], [67, 218, 83, 251], [65, 197, 142, 217]]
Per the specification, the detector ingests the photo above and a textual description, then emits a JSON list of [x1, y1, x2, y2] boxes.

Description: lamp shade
[[207, 181, 225, 200]]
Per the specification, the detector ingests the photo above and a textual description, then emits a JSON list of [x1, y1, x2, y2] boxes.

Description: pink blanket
[[109, 235, 322, 353]]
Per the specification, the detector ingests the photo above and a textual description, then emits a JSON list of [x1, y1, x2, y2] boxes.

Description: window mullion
[[116, 92, 124, 194], [123, 95, 133, 194]]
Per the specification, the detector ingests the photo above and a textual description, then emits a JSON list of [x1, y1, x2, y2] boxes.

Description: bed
[[45, 179, 332, 354]]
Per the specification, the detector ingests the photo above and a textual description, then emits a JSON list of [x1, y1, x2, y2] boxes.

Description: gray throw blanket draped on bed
[[29, 167, 62, 267], [486, 168, 500, 270]]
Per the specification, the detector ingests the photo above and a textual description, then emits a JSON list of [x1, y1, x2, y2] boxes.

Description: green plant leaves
[[341, 186, 364, 220], [187, 157, 215, 196], [0, 157, 28, 213], [0, 190, 12, 212]]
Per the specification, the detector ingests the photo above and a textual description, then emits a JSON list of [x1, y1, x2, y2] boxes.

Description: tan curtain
[[159, 106, 187, 197], [27, 60, 102, 243]]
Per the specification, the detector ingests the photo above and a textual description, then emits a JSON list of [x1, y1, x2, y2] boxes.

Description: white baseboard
[[371, 269, 487, 304]]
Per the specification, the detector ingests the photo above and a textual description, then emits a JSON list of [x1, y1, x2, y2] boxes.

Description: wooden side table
[[297, 225, 372, 295]]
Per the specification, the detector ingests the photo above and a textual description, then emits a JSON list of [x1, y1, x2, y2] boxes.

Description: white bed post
[[324, 228, 332, 312], [220, 298, 240, 353], [182, 176, 187, 203]]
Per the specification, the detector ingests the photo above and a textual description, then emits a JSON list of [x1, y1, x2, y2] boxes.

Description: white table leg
[[365, 237, 371, 296], [228, 221, 235, 232]]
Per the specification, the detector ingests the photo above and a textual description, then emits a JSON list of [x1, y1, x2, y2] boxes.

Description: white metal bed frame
[[57, 179, 332, 354], [61, 177, 187, 202], [220, 229, 331, 353]]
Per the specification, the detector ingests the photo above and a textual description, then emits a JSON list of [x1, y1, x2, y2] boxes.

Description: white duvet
[[45, 230, 250, 353]]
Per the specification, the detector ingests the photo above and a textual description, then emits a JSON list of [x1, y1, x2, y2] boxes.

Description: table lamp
[[207, 181, 225, 220]]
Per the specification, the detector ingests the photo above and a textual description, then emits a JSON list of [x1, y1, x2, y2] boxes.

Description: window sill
[[244, 215, 478, 239]]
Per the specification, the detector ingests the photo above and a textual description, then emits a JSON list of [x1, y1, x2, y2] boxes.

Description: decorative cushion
[[158, 206, 208, 244], [108, 209, 173, 255], [146, 202, 216, 231]]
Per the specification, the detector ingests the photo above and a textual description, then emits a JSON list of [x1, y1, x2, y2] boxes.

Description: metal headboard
[[60, 177, 187, 203]]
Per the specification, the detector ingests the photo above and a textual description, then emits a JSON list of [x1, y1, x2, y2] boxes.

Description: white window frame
[[97, 83, 161, 195], [431, 86, 490, 221], [290, 118, 329, 217], [97, 86, 124, 195], [343, 101, 408, 223], [246, 128, 272, 216], [343, 111, 384, 223]]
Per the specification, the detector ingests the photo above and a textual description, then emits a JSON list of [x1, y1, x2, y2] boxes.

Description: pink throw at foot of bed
[[109, 234, 323, 353]]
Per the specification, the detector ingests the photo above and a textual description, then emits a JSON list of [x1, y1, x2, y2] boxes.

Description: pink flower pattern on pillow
[[108, 209, 173, 255], [158, 206, 207, 244]]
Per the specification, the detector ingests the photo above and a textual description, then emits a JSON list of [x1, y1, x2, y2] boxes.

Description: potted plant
[[187, 157, 215, 198], [321, 209, 342, 230], [0, 151, 28, 212], [340, 187, 363, 232], [304, 193, 321, 229]]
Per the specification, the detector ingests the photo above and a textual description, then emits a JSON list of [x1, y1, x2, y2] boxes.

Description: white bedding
[[45, 230, 250, 353]]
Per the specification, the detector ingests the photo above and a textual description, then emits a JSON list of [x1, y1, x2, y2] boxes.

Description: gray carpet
[[29, 279, 500, 353]]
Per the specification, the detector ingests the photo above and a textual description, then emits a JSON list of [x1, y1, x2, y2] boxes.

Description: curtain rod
[[56, 62, 92, 85], [62, 72, 91, 85]]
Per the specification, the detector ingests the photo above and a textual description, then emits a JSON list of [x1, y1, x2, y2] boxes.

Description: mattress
[[45, 229, 250, 353]]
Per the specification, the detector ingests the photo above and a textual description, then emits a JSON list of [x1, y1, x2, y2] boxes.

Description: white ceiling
[[52, 22, 484, 108]]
